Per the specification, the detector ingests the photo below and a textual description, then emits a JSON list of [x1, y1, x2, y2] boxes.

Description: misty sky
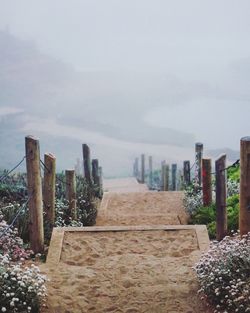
[[1, 0, 250, 167]]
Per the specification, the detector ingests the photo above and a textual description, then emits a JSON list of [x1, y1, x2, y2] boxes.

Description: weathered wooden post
[[98, 166, 103, 190], [172, 164, 177, 191], [141, 154, 145, 184], [240, 137, 250, 236], [163, 164, 169, 191], [66, 169, 77, 220], [202, 158, 212, 206], [134, 157, 139, 179], [195, 143, 204, 186], [25, 136, 44, 253], [216, 154, 227, 241], [43, 153, 56, 226], [75, 158, 81, 176], [82, 144, 92, 184], [92, 159, 99, 186], [161, 160, 166, 191], [183, 160, 191, 186], [149, 156, 153, 188]]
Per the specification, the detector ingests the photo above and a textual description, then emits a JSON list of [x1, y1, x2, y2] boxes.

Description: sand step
[[43, 225, 210, 313]]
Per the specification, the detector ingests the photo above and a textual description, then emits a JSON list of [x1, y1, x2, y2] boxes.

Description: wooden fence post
[[161, 161, 166, 191], [141, 154, 145, 184], [25, 136, 44, 253], [172, 164, 177, 191], [240, 137, 250, 236], [75, 158, 81, 176], [82, 144, 92, 184], [134, 157, 139, 179], [163, 164, 169, 191], [149, 156, 153, 188], [43, 153, 56, 227], [195, 143, 204, 186], [202, 158, 212, 206], [98, 166, 103, 190], [183, 160, 191, 186], [66, 170, 77, 220], [216, 154, 227, 241], [92, 159, 99, 186]]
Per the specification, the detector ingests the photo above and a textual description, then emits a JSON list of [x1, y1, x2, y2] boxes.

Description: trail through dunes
[[42, 178, 211, 313]]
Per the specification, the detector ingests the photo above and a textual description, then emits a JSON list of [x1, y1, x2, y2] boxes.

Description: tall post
[[183, 161, 191, 186], [43, 153, 56, 227], [216, 154, 227, 241], [141, 154, 145, 184], [202, 158, 212, 206], [82, 144, 92, 184], [66, 170, 77, 220], [92, 159, 99, 186], [161, 161, 166, 191], [172, 164, 177, 191], [163, 164, 169, 191], [25, 136, 44, 253], [134, 157, 139, 179], [195, 143, 204, 186], [98, 166, 103, 190], [240, 137, 250, 236], [149, 156, 153, 189], [75, 158, 81, 176]]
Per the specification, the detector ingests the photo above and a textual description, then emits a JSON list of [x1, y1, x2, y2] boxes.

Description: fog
[[0, 0, 250, 176]]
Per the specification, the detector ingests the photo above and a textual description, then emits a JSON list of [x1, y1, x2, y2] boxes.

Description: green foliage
[[227, 164, 240, 182], [227, 194, 239, 232], [184, 176, 240, 239], [191, 204, 216, 239]]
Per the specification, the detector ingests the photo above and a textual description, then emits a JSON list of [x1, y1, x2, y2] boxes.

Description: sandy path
[[96, 191, 188, 226], [42, 178, 211, 313], [103, 177, 149, 193]]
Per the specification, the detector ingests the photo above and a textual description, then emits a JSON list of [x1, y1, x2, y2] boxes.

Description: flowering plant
[[0, 221, 32, 261], [183, 182, 203, 216], [195, 232, 250, 313], [0, 255, 47, 313]]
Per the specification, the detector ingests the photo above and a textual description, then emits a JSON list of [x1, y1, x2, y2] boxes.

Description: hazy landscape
[[1, 21, 248, 176]]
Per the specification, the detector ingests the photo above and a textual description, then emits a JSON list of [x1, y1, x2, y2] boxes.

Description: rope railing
[[0, 194, 31, 238], [0, 156, 26, 183], [40, 159, 71, 186], [211, 159, 240, 175]]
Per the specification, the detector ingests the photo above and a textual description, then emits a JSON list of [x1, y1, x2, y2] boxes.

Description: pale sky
[[0, 0, 250, 174]]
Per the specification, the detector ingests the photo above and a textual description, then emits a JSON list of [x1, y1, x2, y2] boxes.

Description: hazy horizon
[[0, 1, 249, 176]]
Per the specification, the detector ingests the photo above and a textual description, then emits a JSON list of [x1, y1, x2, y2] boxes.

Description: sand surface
[[103, 177, 149, 193], [42, 178, 211, 313], [96, 191, 188, 226]]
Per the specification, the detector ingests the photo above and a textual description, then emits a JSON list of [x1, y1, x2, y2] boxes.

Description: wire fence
[[0, 156, 26, 183], [211, 159, 240, 175], [0, 194, 31, 238], [39, 159, 71, 186]]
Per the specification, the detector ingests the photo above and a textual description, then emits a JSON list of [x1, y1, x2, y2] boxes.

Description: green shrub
[[227, 165, 240, 182]]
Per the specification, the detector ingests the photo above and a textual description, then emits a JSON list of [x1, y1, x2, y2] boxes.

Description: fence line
[[0, 156, 26, 182], [0, 195, 31, 238]]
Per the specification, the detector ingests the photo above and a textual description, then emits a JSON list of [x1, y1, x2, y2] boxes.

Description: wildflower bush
[[0, 255, 47, 313], [195, 232, 250, 313], [0, 222, 32, 261], [183, 183, 203, 216]]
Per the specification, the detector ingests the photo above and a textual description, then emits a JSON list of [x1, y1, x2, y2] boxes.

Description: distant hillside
[[207, 148, 240, 163], [0, 30, 198, 175]]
